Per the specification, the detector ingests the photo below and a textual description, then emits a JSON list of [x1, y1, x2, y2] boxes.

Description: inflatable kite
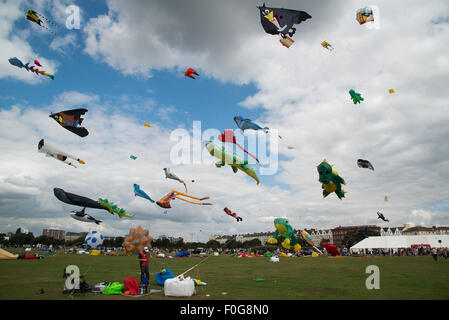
[[234, 116, 269, 134], [321, 41, 334, 50], [49, 109, 89, 137], [377, 211, 389, 222], [38, 139, 85, 168], [34, 59, 42, 67], [224, 207, 242, 222], [130, 155, 137, 160], [70, 208, 102, 225], [349, 89, 364, 104], [356, 7, 374, 25], [185, 67, 199, 79], [389, 88, 395, 94], [164, 168, 187, 192], [322, 243, 341, 256], [123, 226, 153, 254], [8, 57, 30, 71], [156, 190, 212, 209], [98, 198, 135, 218], [300, 230, 323, 254], [29, 65, 54, 79], [317, 158, 347, 199], [85, 230, 103, 249], [26, 9, 61, 34], [357, 159, 374, 170], [205, 140, 260, 184], [144, 123, 151, 128], [258, 4, 312, 48], [266, 218, 301, 252], [54, 188, 109, 211], [218, 129, 259, 163], [133, 184, 155, 203]]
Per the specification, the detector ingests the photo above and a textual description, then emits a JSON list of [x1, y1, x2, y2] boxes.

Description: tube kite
[[156, 190, 212, 209], [258, 4, 312, 48], [70, 208, 102, 225], [357, 159, 374, 170], [205, 140, 260, 185], [49, 109, 89, 138], [163, 168, 187, 192], [224, 207, 242, 222], [266, 218, 302, 252], [218, 130, 259, 163], [26, 9, 61, 34], [185, 67, 199, 79], [134, 184, 155, 203], [349, 89, 364, 104], [38, 139, 85, 168], [317, 158, 346, 199]]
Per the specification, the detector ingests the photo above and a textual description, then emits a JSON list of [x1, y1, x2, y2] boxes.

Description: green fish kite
[[205, 140, 260, 184]]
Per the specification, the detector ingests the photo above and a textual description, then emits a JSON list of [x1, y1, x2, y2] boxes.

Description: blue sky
[[1, 0, 448, 242]]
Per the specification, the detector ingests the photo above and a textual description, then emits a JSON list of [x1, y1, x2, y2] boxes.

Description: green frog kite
[[267, 218, 302, 252], [317, 158, 347, 199]]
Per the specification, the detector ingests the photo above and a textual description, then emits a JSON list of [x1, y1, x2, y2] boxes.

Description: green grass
[[1, 252, 448, 300]]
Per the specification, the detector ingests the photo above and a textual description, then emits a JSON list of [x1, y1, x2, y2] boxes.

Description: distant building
[[64, 232, 88, 241], [43, 229, 65, 240], [307, 228, 333, 245], [402, 226, 449, 236], [332, 225, 380, 248]]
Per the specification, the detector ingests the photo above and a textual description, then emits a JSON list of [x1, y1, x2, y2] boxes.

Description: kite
[[389, 88, 395, 94], [133, 184, 155, 203], [266, 218, 302, 252], [156, 190, 212, 209], [349, 89, 364, 104], [49, 109, 89, 138], [377, 211, 389, 222], [384, 196, 389, 202], [205, 140, 260, 184], [218, 129, 259, 163], [34, 59, 42, 67], [317, 158, 347, 199], [144, 123, 151, 128], [98, 198, 135, 218], [123, 226, 153, 254], [258, 4, 312, 48], [185, 67, 199, 79], [357, 159, 374, 171], [130, 155, 137, 160], [322, 243, 341, 256], [54, 188, 111, 211], [321, 41, 334, 50], [8, 57, 30, 71], [356, 7, 374, 25], [70, 208, 102, 225], [224, 207, 242, 222], [234, 116, 269, 134], [29, 65, 54, 79], [38, 139, 85, 168], [26, 9, 62, 34], [300, 230, 323, 254], [163, 168, 187, 192]]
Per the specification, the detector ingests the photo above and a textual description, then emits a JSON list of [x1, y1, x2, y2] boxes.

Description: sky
[[0, 0, 448, 243]]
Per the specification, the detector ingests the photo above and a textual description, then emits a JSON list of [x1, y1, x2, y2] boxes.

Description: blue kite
[[8, 57, 30, 71], [133, 184, 155, 203], [234, 116, 269, 134]]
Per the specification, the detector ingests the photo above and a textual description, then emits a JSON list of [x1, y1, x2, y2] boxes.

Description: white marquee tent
[[350, 235, 449, 252]]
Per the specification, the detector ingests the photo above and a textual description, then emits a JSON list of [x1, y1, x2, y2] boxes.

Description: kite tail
[[235, 142, 259, 163], [182, 181, 188, 193], [35, 11, 64, 30]]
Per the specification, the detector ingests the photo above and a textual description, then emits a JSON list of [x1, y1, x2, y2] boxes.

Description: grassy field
[[1, 251, 448, 300]]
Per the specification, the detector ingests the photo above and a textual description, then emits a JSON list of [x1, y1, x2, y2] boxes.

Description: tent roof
[[350, 235, 449, 250]]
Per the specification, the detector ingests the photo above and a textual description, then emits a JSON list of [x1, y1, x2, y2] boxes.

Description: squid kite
[[218, 129, 259, 163], [185, 67, 199, 79], [164, 168, 187, 192], [70, 208, 102, 225], [258, 4, 312, 48], [321, 41, 334, 50], [205, 140, 260, 184], [156, 190, 212, 209], [317, 158, 346, 199], [38, 139, 85, 168], [133, 184, 155, 203], [49, 109, 89, 137], [224, 207, 242, 222], [357, 159, 374, 171], [349, 89, 364, 104], [26, 9, 61, 34]]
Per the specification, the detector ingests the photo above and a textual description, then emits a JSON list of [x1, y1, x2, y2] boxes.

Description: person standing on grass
[[138, 246, 151, 284], [431, 248, 438, 261]]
